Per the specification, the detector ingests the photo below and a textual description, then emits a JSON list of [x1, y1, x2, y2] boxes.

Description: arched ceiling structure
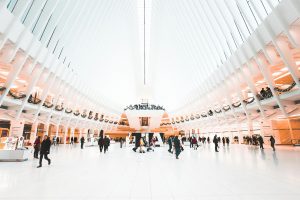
[[3, 0, 283, 114]]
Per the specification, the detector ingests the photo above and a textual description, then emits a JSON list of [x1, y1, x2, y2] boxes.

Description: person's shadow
[[272, 151, 279, 166], [260, 149, 266, 160]]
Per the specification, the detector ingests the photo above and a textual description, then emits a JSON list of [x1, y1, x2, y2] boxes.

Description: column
[[30, 122, 38, 144]]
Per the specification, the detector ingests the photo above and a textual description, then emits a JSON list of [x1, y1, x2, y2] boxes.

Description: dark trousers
[[259, 143, 264, 149], [168, 144, 172, 152], [99, 145, 104, 152], [81, 142, 84, 149], [214, 143, 219, 152], [39, 153, 50, 166], [104, 145, 108, 153], [175, 149, 181, 158], [271, 144, 275, 151], [34, 147, 39, 158]]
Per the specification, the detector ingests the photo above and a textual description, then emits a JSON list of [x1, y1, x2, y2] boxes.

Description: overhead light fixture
[[16, 79, 27, 84], [34, 86, 41, 91], [0, 71, 9, 76], [256, 80, 264, 84], [280, 67, 288, 72], [272, 72, 281, 76], [274, 72, 290, 81], [10, 84, 18, 89]]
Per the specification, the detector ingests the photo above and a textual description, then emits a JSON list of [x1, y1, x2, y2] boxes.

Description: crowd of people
[[32, 131, 277, 168], [243, 135, 276, 151], [132, 136, 157, 153], [33, 129, 113, 168]]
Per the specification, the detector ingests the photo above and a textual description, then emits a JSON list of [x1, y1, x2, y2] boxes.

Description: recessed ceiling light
[[16, 79, 27, 84], [272, 72, 281, 76], [10, 84, 18, 89], [257, 80, 264, 84], [0, 71, 9, 76], [280, 67, 288, 72]]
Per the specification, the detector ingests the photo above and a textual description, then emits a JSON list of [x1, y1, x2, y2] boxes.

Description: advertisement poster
[[10, 120, 25, 137]]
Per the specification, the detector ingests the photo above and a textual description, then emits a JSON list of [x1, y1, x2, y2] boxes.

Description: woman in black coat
[[173, 136, 181, 159], [213, 135, 219, 152], [270, 136, 276, 151], [33, 136, 41, 159], [258, 136, 264, 149], [98, 136, 104, 153], [103, 136, 110, 153], [80, 136, 85, 149]]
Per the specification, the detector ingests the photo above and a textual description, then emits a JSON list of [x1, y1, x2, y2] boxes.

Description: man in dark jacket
[[270, 136, 275, 151], [80, 136, 85, 149], [120, 137, 124, 148], [37, 135, 51, 168], [98, 136, 104, 153], [173, 136, 181, 159], [226, 137, 230, 146], [258, 136, 264, 149], [103, 136, 110, 153], [167, 136, 173, 153], [213, 135, 219, 152]]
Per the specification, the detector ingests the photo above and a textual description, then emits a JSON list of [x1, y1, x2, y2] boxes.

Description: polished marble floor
[[1, 143, 300, 200]]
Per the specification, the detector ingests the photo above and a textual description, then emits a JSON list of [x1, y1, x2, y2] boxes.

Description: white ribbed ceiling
[[9, 0, 281, 113]]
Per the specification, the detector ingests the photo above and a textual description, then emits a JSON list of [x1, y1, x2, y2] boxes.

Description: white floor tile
[[1, 144, 300, 200]]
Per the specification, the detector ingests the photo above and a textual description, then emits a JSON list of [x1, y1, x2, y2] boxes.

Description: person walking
[[167, 136, 173, 153], [270, 136, 276, 151], [70, 137, 74, 145], [80, 136, 85, 149], [120, 138, 124, 148], [222, 137, 225, 146], [226, 137, 230, 146], [98, 136, 104, 153], [52, 136, 56, 146], [213, 135, 219, 152], [37, 135, 51, 168], [173, 136, 181, 159], [103, 136, 110, 153], [56, 137, 59, 145], [258, 136, 264, 149], [192, 137, 198, 150], [189, 137, 192, 148], [202, 137, 206, 144], [33, 136, 41, 159]]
